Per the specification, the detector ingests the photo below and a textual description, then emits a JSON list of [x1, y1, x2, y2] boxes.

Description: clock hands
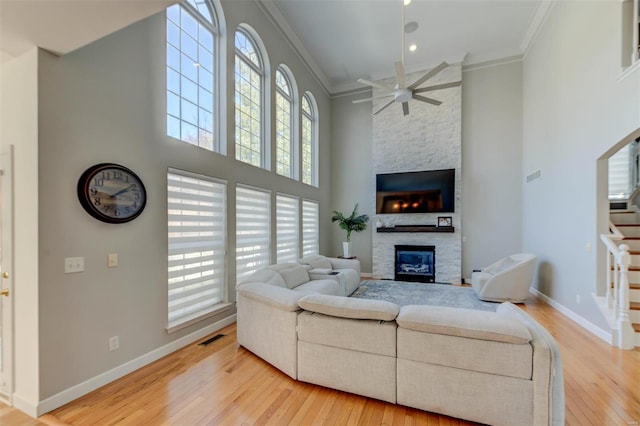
[[109, 184, 136, 198]]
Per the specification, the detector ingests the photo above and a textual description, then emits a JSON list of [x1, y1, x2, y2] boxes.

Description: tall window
[[276, 194, 299, 263], [609, 143, 634, 199], [236, 185, 271, 280], [167, 169, 226, 332], [301, 93, 317, 186], [302, 199, 319, 256], [275, 68, 294, 178], [166, 0, 218, 151], [235, 29, 264, 167]]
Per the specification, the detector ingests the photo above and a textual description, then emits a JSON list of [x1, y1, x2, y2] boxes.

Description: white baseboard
[[530, 288, 611, 344], [12, 393, 39, 418], [35, 315, 236, 417], [360, 272, 373, 278]]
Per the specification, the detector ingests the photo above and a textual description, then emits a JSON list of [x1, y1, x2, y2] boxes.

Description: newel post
[[616, 244, 635, 349]]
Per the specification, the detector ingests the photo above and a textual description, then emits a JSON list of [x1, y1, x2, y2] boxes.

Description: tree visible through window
[[166, 0, 218, 151], [301, 94, 317, 186], [235, 30, 263, 167], [275, 69, 293, 177]]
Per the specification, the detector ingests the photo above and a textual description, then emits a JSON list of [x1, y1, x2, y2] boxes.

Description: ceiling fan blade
[[412, 94, 442, 106], [352, 94, 394, 104], [373, 99, 396, 116], [408, 61, 449, 90], [395, 61, 406, 89], [413, 81, 462, 94], [357, 78, 392, 91], [402, 102, 409, 116]]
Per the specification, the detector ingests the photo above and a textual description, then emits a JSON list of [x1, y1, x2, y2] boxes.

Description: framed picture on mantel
[[437, 216, 452, 227]]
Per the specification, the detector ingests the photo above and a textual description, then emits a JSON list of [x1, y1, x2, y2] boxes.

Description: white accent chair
[[471, 253, 537, 303]]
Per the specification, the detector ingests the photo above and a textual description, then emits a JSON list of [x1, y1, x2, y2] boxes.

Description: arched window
[[234, 28, 267, 168], [275, 67, 297, 178], [166, 0, 222, 152], [301, 93, 318, 186]]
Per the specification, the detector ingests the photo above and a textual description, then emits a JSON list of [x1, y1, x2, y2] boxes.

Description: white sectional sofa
[[236, 264, 564, 426]]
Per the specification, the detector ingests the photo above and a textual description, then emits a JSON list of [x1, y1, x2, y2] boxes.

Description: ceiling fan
[[353, 1, 461, 116]]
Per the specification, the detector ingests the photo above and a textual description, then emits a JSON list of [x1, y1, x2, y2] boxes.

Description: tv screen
[[376, 169, 455, 214]]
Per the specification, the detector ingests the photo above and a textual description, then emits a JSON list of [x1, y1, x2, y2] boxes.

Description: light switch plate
[[108, 253, 118, 268], [65, 257, 84, 273]]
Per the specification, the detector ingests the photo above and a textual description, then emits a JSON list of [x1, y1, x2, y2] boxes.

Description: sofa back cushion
[[238, 268, 286, 287], [299, 294, 400, 321], [277, 264, 311, 289], [299, 255, 333, 270]]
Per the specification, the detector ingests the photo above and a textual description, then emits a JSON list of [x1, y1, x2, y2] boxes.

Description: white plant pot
[[343, 241, 351, 258]]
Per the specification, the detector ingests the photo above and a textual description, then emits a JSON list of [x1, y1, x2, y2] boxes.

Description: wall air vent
[[526, 169, 542, 183]]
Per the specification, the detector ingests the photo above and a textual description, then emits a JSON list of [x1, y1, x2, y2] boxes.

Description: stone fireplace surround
[[371, 64, 462, 284]]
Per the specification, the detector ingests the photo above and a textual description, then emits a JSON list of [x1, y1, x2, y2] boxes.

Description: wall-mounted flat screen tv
[[376, 169, 455, 214]]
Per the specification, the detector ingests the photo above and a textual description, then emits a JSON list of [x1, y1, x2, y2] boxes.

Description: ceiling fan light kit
[[353, 0, 461, 116]]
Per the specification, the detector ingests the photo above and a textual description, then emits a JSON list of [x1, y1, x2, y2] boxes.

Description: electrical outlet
[[108, 253, 118, 268], [585, 242, 592, 253], [64, 257, 85, 273], [108, 336, 119, 352]]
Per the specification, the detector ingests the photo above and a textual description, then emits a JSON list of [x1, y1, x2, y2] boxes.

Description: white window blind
[[276, 194, 299, 263], [609, 144, 632, 199], [236, 185, 271, 280], [167, 169, 226, 331], [302, 199, 319, 256]]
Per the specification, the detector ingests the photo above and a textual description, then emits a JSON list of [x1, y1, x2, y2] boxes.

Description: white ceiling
[[268, 0, 544, 93], [0, 0, 545, 94], [0, 0, 176, 62]]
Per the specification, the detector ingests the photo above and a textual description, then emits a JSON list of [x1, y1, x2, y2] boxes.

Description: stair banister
[[616, 244, 635, 349]]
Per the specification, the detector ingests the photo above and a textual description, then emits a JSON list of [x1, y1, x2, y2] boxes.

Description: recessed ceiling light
[[404, 21, 419, 33], [409, 44, 417, 52], [403, 0, 412, 5]]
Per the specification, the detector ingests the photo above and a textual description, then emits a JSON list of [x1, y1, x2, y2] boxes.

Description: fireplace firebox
[[394, 245, 435, 283]]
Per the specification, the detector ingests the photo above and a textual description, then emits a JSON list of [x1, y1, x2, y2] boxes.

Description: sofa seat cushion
[[397, 327, 533, 380], [294, 279, 341, 295], [299, 254, 333, 270], [397, 305, 532, 344], [236, 283, 303, 311], [299, 294, 400, 321], [298, 310, 397, 356]]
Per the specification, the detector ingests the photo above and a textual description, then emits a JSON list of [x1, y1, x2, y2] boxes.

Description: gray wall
[[330, 93, 373, 272], [330, 62, 525, 279], [461, 61, 523, 279], [37, 0, 331, 399], [522, 1, 639, 329]]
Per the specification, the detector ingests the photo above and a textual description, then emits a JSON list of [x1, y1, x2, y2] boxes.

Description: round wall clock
[[77, 163, 147, 224]]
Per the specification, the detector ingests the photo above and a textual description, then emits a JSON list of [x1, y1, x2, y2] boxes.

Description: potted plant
[[331, 203, 369, 258]]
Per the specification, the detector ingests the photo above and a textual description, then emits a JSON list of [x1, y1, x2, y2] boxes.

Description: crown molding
[[255, 0, 332, 96], [520, 0, 557, 58]]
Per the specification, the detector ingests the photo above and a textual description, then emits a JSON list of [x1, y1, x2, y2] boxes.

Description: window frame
[[234, 26, 269, 169], [166, 0, 223, 153], [301, 92, 318, 187]]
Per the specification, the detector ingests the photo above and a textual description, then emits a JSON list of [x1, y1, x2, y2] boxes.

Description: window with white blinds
[[236, 185, 271, 280], [276, 194, 299, 263], [609, 143, 632, 199], [302, 199, 319, 256], [167, 169, 226, 332]]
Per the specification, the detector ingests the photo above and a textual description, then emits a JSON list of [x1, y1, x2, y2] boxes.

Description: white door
[[0, 146, 14, 403]]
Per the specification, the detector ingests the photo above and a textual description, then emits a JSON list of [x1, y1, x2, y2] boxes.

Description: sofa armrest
[[328, 257, 361, 276], [497, 303, 565, 426], [236, 283, 304, 311]]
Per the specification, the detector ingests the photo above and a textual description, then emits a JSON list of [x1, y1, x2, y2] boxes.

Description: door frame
[[0, 145, 14, 404]]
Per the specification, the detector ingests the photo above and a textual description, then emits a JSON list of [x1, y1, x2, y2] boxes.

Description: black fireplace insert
[[394, 245, 435, 283]]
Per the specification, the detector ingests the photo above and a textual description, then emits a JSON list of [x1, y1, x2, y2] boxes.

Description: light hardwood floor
[[1, 295, 639, 425]]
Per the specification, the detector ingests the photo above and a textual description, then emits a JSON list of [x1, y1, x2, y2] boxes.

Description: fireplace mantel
[[377, 225, 454, 233]]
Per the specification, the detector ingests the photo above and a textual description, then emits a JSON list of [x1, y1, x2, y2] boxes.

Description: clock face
[[77, 163, 147, 224]]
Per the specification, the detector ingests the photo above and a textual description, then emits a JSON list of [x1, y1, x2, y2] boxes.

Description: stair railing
[[600, 223, 635, 349]]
